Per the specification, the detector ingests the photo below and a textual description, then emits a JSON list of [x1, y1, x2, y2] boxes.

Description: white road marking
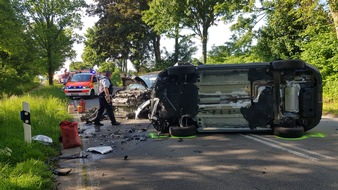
[[241, 134, 329, 162], [250, 134, 335, 160]]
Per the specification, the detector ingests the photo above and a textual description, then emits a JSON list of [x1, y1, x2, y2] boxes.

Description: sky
[[68, 0, 233, 70]]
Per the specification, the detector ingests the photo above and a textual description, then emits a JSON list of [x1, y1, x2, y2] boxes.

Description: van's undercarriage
[[149, 60, 322, 138]]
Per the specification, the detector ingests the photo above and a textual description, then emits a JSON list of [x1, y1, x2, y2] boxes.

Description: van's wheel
[[169, 125, 197, 137], [273, 126, 304, 138], [167, 65, 196, 75], [153, 119, 169, 133], [90, 89, 95, 98], [272, 60, 305, 70]]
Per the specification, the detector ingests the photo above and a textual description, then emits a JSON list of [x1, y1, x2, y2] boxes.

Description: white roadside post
[[20, 101, 31, 143]]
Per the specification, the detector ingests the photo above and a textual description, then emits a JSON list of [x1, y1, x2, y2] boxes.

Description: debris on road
[[32, 135, 53, 145], [86, 146, 113, 154], [59, 153, 89, 159], [53, 168, 72, 176], [80, 107, 98, 123]]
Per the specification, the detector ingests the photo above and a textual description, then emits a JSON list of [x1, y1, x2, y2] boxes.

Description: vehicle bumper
[[64, 89, 91, 97]]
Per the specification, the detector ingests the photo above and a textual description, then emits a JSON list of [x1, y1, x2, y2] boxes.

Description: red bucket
[[59, 121, 81, 149]]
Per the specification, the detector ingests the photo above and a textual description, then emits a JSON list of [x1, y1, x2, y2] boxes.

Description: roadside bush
[[0, 69, 40, 98]]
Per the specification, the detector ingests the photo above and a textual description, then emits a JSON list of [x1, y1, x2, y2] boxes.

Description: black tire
[[167, 65, 196, 75], [90, 89, 95, 98], [273, 126, 304, 138], [153, 120, 169, 133], [169, 125, 197, 137], [272, 60, 305, 70]]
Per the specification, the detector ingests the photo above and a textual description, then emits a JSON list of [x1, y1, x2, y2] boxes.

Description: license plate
[[71, 93, 79, 96]]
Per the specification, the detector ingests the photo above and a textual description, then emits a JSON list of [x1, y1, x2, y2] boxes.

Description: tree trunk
[[47, 48, 54, 85], [329, 1, 338, 39], [201, 25, 208, 64], [174, 25, 179, 63], [123, 59, 128, 73], [153, 35, 161, 64]]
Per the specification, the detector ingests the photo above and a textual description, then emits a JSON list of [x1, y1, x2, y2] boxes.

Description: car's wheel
[[273, 126, 304, 138], [90, 89, 95, 98], [167, 65, 196, 75], [153, 119, 169, 133], [169, 125, 197, 137], [272, 60, 305, 70]]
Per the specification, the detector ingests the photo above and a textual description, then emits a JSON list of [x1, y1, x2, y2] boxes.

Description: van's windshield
[[71, 74, 92, 82]]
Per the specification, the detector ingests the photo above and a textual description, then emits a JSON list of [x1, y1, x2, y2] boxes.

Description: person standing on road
[[93, 71, 121, 126]]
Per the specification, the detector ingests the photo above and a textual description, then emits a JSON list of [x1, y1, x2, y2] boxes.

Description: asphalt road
[[57, 97, 338, 190]]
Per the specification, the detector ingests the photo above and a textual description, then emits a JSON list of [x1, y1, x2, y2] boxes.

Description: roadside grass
[[322, 80, 338, 116], [323, 95, 338, 116], [0, 83, 71, 190]]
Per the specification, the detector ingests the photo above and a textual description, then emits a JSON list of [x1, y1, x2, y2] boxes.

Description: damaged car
[[112, 72, 158, 119], [149, 60, 322, 138]]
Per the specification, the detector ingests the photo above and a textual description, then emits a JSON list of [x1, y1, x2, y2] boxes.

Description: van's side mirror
[[93, 77, 97, 82]]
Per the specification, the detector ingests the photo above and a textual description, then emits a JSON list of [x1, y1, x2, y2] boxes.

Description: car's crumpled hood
[[122, 76, 148, 88]]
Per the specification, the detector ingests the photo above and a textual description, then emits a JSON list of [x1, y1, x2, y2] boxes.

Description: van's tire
[[167, 65, 196, 75], [153, 120, 169, 133], [273, 126, 304, 138], [272, 60, 305, 70], [169, 125, 197, 137]]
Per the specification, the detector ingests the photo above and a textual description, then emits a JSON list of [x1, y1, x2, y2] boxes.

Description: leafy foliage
[[82, 27, 106, 67], [144, 0, 253, 64], [209, 0, 338, 80], [18, 0, 86, 85], [88, 0, 156, 73]]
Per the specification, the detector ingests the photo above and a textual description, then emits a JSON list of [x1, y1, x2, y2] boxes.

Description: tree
[[329, 0, 338, 39], [208, 0, 338, 82], [19, 0, 86, 85], [69, 61, 92, 70], [142, 0, 184, 64], [89, 0, 156, 73], [82, 27, 106, 67], [144, 0, 254, 64], [0, 0, 41, 94]]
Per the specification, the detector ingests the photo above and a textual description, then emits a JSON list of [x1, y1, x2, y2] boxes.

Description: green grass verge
[[0, 84, 72, 190], [323, 80, 338, 115]]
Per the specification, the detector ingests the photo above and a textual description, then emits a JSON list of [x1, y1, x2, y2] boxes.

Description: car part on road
[[53, 169, 72, 176], [149, 60, 322, 138], [169, 115, 197, 137], [59, 154, 89, 159], [274, 126, 305, 138], [86, 146, 113, 154], [169, 125, 197, 137]]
